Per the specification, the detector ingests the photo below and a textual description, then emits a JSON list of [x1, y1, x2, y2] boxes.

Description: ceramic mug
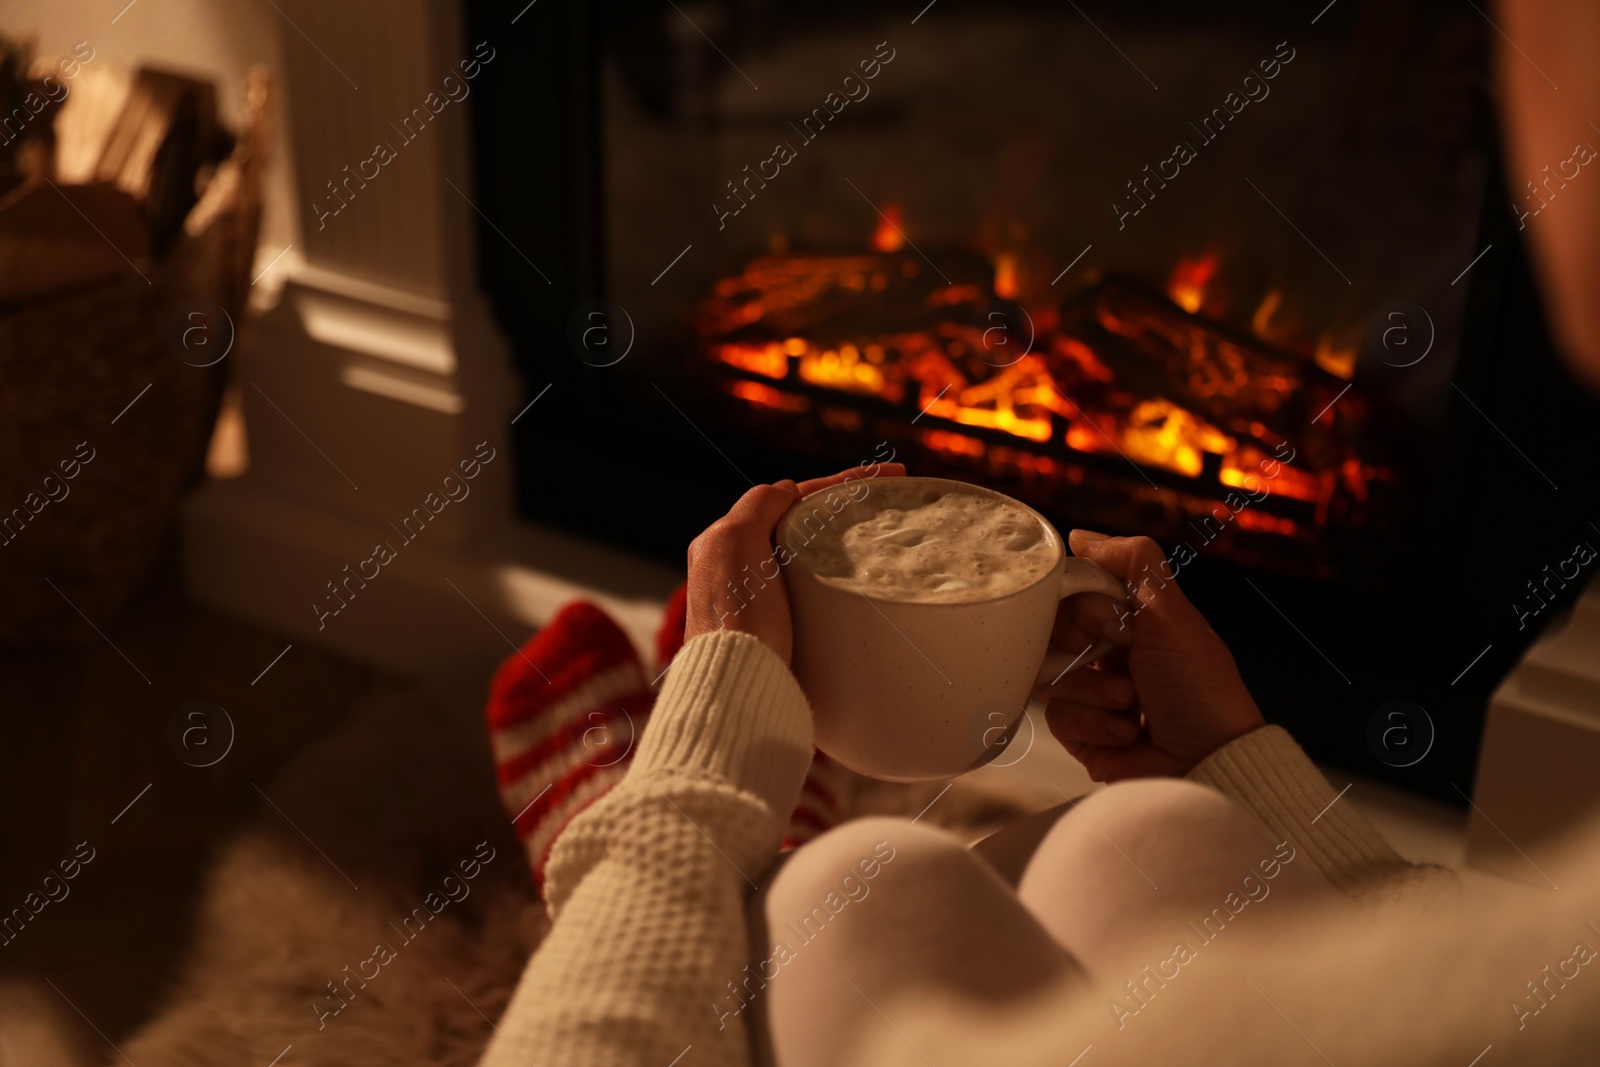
[[777, 476, 1131, 782]]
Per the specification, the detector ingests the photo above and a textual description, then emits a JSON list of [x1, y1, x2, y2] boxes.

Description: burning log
[[695, 247, 1400, 575]]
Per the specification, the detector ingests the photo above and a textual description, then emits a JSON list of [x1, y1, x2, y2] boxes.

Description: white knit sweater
[[480, 631, 1600, 1066]]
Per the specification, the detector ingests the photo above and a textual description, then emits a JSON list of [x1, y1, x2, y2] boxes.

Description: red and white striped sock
[[488, 590, 856, 893], [782, 750, 853, 851], [486, 600, 653, 894]]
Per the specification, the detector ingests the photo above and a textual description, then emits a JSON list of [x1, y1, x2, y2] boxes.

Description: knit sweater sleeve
[[479, 630, 814, 1067], [1186, 724, 1427, 894]]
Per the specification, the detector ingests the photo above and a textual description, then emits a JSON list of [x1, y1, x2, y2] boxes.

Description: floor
[[0, 549, 394, 1047], [0, 554, 1475, 1065]]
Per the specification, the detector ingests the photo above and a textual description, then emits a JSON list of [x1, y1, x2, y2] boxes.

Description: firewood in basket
[[0, 36, 70, 200], [94, 68, 234, 255]]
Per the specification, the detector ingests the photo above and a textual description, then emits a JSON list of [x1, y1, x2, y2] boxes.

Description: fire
[[872, 204, 906, 253], [798, 342, 890, 397], [920, 429, 986, 458], [1220, 447, 1321, 503], [698, 246, 1389, 560], [916, 356, 1060, 443], [726, 379, 809, 412], [1122, 399, 1235, 478], [993, 253, 1020, 300], [1313, 334, 1357, 380], [1252, 289, 1282, 337], [1167, 253, 1218, 314], [713, 341, 786, 379]]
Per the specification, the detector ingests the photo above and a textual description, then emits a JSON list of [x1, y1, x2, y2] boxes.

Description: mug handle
[[1033, 557, 1133, 687]]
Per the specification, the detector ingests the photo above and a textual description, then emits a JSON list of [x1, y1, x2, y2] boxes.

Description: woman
[[484, 1, 1600, 1056], [480, 464, 1556, 1067]]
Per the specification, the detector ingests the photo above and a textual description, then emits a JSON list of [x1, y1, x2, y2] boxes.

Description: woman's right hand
[[683, 464, 907, 665], [1032, 531, 1265, 782]]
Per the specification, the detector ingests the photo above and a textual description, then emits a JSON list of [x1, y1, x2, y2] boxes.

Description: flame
[[1122, 399, 1235, 478], [798, 343, 891, 397], [1313, 334, 1357, 380], [714, 342, 787, 379], [1167, 254, 1218, 314], [919, 360, 1057, 443], [704, 248, 1386, 553], [872, 205, 905, 253], [1252, 290, 1282, 337], [1219, 454, 1320, 502], [994, 253, 1020, 300]]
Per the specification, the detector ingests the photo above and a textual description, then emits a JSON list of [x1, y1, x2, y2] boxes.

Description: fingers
[[684, 481, 803, 658], [1067, 529, 1204, 628], [796, 462, 905, 498], [686, 482, 799, 587], [687, 464, 896, 575], [1033, 666, 1134, 708], [1050, 591, 1135, 652], [1045, 699, 1142, 745], [1067, 529, 1167, 585], [722, 480, 801, 533]]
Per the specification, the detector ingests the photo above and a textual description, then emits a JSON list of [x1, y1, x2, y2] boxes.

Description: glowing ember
[[726, 379, 809, 412], [872, 204, 906, 252], [920, 428, 986, 458], [1167, 253, 1219, 314], [1220, 446, 1321, 502], [915, 356, 1061, 443]]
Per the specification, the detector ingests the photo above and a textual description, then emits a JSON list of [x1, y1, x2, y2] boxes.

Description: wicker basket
[[0, 69, 268, 644]]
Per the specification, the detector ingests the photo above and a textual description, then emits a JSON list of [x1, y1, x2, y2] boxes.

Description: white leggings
[[742, 779, 1332, 1067]]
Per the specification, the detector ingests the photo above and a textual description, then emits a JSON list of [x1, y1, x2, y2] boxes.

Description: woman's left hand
[[684, 464, 906, 663]]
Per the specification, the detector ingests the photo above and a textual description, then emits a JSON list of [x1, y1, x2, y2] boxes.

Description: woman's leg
[[744, 816, 1087, 1067], [1011, 779, 1332, 971]]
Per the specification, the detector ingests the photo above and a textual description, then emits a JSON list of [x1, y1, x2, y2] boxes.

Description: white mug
[[777, 477, 1131, 782]]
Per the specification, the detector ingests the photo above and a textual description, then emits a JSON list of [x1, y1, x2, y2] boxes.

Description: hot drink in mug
[[777, 477, 1130, 781]]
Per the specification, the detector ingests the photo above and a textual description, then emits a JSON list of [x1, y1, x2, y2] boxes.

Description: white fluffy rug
[[79, 686, 1023, 1067], [119, 687, 545, 1067]]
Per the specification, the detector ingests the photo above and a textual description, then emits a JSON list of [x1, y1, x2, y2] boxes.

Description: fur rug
[[97, 685, 1028, 1066]]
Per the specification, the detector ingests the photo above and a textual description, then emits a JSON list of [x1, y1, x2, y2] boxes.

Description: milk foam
[[787, 480, 1058, 603]]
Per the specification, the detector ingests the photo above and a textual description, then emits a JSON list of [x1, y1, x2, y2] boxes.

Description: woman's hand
[[1033, 530, 1265, 781], [684, 464, 907, 663]]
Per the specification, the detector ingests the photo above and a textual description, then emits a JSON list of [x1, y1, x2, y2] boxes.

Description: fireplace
[[466, 0, 1600, 800]]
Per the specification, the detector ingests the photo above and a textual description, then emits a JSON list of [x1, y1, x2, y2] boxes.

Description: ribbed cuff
[[1188, 725, 1408, 894], [633, 631, 815, 820]]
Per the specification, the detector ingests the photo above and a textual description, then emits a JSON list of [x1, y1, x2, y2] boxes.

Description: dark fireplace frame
[[467, 0, 1600, 803]]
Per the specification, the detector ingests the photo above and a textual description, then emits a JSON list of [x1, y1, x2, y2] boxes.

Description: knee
[[1077, 778, 1251, 840], [786, 815, 969, 884], [1031, 778, 1279, 883], [757, 816, 974, 919]]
